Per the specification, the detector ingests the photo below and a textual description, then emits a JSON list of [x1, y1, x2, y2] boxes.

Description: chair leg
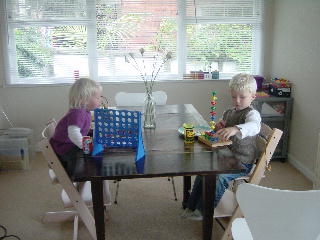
[[221, 207, 243, 240], [215, 218, 226, 230], [104, 206, 110, 221], [114, 180, 120, 204], [170, 177, 177, 201], [42, 210, 78, 222], [73, 215, 79, 240]]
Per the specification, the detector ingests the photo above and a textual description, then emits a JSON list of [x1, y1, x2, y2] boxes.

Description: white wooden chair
[[41, 119, 59, 184], [40, 119, 111, 240], [214, 123, 283, 240], [232, 183, 320, 240], [114, 91, 167, 106], [113, 91, 177, 203]]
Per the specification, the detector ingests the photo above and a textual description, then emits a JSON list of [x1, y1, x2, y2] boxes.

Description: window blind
[[185, 0, 262, 76], [3, 0, 263, 85]]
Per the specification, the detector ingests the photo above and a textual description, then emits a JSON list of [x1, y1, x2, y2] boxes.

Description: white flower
[[125, 48, 172, 92]]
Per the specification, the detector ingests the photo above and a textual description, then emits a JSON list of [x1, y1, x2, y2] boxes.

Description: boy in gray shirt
[[182, 73, 261, 220]]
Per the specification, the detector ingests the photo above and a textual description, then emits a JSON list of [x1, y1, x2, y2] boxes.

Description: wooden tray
[[198, 135, 232, 148]]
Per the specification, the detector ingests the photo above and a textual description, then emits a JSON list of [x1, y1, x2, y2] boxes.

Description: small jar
[[183, 123, 194, 144]]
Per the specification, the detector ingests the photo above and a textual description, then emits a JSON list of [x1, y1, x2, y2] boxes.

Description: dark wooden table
[[72, 104, 243, 240]]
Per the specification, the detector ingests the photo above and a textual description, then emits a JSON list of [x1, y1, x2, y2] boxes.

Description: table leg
[[203, 174, 216, 240], [182, 176, 191, 208], [91, 180, 105, 240]]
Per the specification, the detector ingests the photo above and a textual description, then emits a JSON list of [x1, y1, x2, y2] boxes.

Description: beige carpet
[[0, 153, 312, 240]]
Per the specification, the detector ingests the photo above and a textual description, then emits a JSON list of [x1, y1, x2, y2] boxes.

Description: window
[[2, 0, 263, 85]]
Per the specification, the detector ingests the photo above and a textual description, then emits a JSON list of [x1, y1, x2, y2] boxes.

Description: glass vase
[[143, 91, 156, 129]]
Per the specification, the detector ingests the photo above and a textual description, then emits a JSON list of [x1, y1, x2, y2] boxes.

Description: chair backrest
[[114, 91, 167, 106], [220, 123, 283, 240], [248, 123, 283, 184], [41, 118, 57, 139], [39, 138, 97, 239], [236, 183, 320, 240]]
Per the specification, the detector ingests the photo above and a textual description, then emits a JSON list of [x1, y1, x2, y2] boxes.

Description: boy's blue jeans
[[186, 163, 253, 212]]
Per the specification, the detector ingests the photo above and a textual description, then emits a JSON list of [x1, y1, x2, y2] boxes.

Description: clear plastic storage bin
[[0, 131, 34, 170]]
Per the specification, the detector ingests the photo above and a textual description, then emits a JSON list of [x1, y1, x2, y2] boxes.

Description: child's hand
[[216, 126, 240, 140], [215, 120, 226, 131]]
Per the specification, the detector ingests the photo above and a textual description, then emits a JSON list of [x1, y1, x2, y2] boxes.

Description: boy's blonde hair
[[69, 78, 102, 108], [229, 73, 257, 93]]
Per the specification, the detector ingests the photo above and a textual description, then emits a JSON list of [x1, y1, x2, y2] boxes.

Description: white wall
[[0, 81, 232, 143], [268, 0, 320, 180]]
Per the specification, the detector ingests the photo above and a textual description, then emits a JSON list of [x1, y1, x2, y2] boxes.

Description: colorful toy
[[91, 108, 145, 171], [198, 91, 232, 148], [269, 78, 291, 97], [256, 91, 270, 98]]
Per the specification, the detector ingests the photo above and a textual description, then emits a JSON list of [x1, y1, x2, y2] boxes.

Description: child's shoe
[[186, 209, 203, 221], [180, 208, 193, 218]]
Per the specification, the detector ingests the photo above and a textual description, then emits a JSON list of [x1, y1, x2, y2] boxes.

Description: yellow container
[[183, 123, 194, 144]]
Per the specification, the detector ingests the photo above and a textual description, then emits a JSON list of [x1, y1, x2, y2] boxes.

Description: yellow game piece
[[210, 121, 215, 125], [211, 96, 218, 101]]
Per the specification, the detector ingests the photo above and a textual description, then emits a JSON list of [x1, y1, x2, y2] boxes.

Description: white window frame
[[1, 0, 264, 86]]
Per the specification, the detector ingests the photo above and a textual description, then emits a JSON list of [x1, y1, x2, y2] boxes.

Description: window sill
[[2, 78, 231, 87]]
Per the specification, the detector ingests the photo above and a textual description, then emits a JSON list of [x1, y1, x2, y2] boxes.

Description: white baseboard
[[288, 153, 314, 182]]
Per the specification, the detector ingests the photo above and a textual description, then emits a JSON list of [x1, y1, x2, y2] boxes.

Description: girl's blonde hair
[[69, 78, 102, 108], [229, 73, 257, 93]]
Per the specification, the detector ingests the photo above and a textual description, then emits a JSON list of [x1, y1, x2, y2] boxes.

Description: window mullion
[[254, 1, 264, 75], [177, 0, 186, 79], [86, 0, 98, 80], [1, 0, 18, 85], [6, 26, 19, 84]]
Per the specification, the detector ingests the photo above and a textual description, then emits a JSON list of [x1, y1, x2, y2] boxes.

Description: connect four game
[[94, 109, 141, 148], [92, 109, 145, 166]]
